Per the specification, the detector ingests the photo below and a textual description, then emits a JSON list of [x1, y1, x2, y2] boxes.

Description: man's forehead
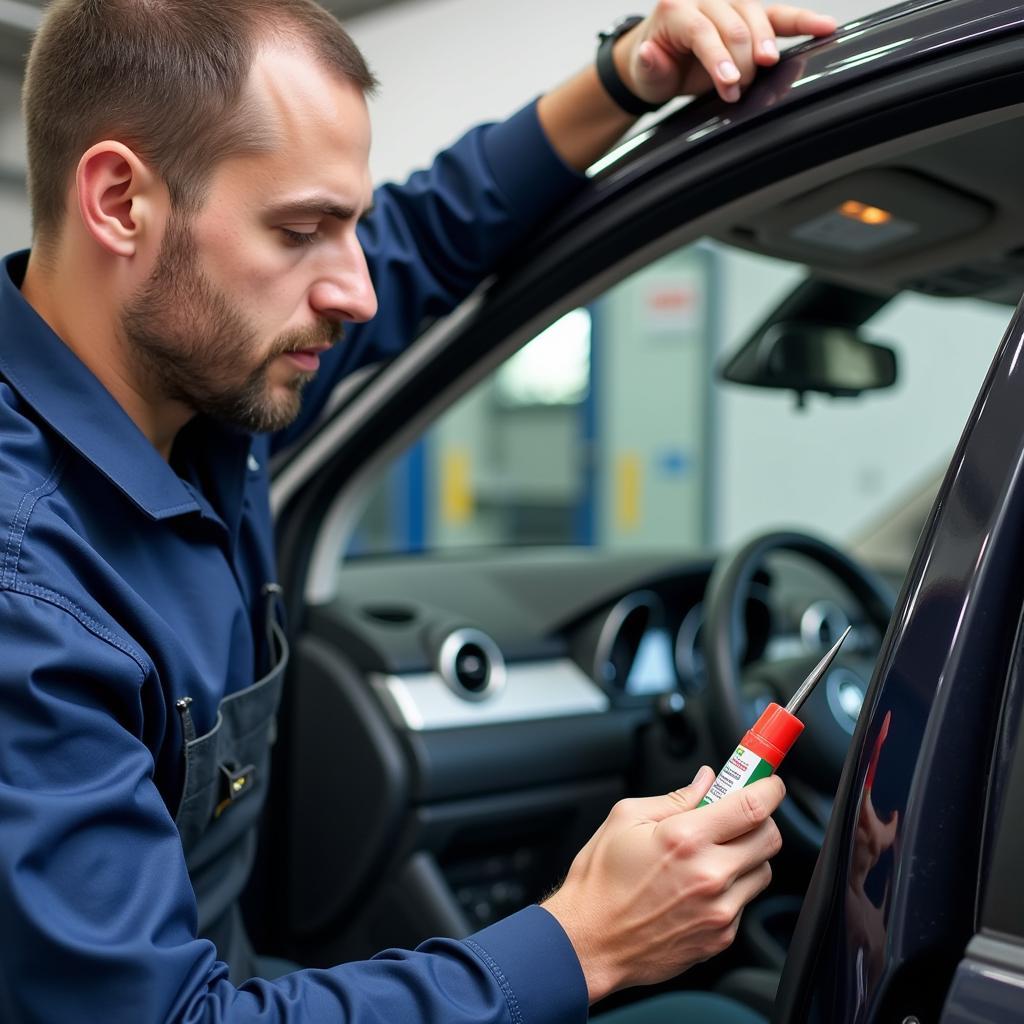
[[245, 39, 372, 151], [209, 40, 372, 214]]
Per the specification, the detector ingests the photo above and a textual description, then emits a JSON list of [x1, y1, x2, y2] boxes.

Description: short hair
[[23, 0, 377, 249]]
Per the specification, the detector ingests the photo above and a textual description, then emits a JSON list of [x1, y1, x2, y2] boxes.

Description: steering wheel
[[702, 530, 896, 853]]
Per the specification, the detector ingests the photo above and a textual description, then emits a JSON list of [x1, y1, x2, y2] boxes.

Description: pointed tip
[[786, 625, 854, 715]]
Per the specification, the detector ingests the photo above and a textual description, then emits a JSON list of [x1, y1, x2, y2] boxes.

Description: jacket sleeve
[[0, 588, 587, 1023], [271, 100, 585, 452]]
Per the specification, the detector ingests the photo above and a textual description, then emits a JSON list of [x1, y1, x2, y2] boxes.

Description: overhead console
[[733, 168, 991, 270], [720, 166, 1024, 301]]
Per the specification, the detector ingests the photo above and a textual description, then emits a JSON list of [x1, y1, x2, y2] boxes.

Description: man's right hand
[[541, 766, 785, 1003]]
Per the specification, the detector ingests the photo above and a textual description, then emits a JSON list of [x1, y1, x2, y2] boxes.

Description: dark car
[[260, 2, 1024, 1020]]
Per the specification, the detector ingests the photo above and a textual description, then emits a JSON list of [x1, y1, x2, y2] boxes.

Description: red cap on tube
[[741, 703, 805, 769]]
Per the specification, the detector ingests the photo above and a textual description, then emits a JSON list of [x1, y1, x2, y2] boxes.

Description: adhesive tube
[[698, 703, 804, 806], [698, 626, 852, 807]]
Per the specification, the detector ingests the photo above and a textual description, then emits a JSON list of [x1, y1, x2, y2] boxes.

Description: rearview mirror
[[721, 321, 898, 399]]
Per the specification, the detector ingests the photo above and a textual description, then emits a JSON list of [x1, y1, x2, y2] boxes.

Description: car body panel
[[941, 954, 1024, 1024], [775, 298, 1024, 1020], [588, 0, 1024, 196], [937, 642, 1024, 1022], [269, 2, 1024, 1017]]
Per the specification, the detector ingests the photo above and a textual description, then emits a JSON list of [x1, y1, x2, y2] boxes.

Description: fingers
[[668, 3, 747, 102], [548, 769, 784, 994], [867, 808, 899, 858], [633, 36, 686, 95], [693, 861, 773, 962], [664, 764, 717, 814], [766, 4, 838, 38], [735, 0, 781, 65], [613, 764, 716, 825], [648, 0, 838, 103], [701, 0, 783, 82], [733, 858, 774, 909], [727, 859, 774, 918], [719, 816, 784, 883], [652, 776, 783, 863], [880, 809, 899, 847], [699, 776, 786, 844], [698, 0, 757, 97]]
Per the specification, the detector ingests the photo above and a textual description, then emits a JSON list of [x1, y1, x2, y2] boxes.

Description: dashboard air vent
[[437, 628, 506, 702]]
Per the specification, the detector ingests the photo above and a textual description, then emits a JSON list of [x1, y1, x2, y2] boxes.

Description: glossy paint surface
[[592, 0, 1024, 186], [778, 297, 1024, 1021], [584, 4, 1024, 1017], [573, 30, 1024, 1019], [940, 959, 1024, 1024]]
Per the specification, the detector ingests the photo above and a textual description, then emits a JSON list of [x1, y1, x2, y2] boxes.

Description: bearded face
[[121, 214, 339, 435]]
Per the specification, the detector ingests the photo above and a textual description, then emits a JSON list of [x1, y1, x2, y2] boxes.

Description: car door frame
[[938, 624, 1024, 1023], [274, 28, 1024, 612], [266, 10, 1024, 1012]]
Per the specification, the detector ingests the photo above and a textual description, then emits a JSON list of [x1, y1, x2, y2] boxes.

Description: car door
[[772, 291, 1024, 1022], [939, 640, 1024, 1023], [266, 1, 1024, 1013]]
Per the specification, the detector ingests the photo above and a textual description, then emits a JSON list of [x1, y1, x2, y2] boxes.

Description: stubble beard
[[120, 215, 337, 434]]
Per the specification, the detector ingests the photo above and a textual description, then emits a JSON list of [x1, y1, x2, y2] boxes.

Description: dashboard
[[316, 547, 880, 721], [283, 546, 883, 964]]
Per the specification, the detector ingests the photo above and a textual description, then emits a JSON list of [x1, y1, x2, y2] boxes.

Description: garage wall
[[0, 64, 29, 250]]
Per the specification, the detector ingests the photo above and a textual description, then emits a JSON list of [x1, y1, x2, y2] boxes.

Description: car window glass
[[345, 239, 1006, 574]]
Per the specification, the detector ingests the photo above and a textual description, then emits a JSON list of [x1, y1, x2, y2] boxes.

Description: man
[[0, 1, 836, 1021]]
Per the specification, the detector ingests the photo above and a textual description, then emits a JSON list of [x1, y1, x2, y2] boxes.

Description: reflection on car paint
[[685, 118, 733, 143], [843, 712, 897, 1012], [791, 39, 913, 90], [586, 128, 657, 178]]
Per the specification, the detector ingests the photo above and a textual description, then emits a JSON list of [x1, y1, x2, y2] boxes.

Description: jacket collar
[[0, 250, 208, 520]]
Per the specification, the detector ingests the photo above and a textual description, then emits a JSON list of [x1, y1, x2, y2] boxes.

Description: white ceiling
[[0, 0, 414, 66], [323, 0, 414, 19], [10, 0, 408, 16]]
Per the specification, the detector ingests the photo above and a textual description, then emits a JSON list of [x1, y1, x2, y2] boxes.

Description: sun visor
[[738, 170, 992, 270]]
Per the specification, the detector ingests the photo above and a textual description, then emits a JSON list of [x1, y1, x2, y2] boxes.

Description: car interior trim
[[370, 659, 610, 731], [800, 600, 852, 652], [965, 934, 1024, 975], [592, 590, 663, 691], [436, 627, 507, 702]]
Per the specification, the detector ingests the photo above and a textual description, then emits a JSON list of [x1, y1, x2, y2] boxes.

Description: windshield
[[346, 238, 1006, 574]]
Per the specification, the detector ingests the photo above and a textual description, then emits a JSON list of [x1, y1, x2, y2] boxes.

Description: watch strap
[[597, 16, 662, 117]]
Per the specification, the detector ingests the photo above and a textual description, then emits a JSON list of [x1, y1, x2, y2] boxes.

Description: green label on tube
[[698, 744, 775, 807]]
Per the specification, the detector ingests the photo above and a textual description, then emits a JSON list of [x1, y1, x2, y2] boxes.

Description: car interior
[[257, 95, 1024, 1017]]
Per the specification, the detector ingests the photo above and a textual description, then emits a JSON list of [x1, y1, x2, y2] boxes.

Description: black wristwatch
[[597, 15, 662, 117]]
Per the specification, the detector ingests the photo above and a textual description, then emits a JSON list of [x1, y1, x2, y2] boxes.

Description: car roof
[[568, 0, 1024, 307], [597, 0, 1024, 185]]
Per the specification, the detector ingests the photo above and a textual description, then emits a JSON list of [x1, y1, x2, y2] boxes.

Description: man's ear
[[75, 142, 162, 258]]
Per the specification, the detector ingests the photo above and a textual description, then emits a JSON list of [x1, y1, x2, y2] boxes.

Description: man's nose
[[308, 244, 378, 325]]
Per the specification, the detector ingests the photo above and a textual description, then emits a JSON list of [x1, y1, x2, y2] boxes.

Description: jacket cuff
[[463, 904, 588, 1024], [481, 100, 586, 221]]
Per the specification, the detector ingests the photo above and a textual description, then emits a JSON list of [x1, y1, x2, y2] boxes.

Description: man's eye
[[281, 228, 320, 246]]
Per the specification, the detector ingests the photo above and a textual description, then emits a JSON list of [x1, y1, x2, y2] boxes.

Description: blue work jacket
[[0, 101, 589, 1023]]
